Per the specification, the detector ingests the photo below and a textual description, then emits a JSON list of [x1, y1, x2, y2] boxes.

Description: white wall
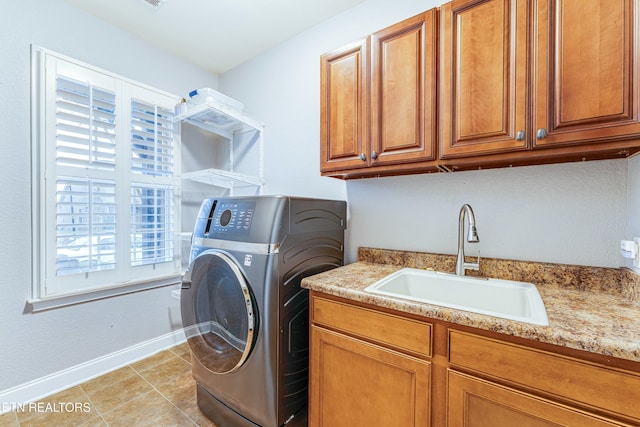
[[219, 0, 438, 201], [627, 154, 640, 272], [220, 0, 631, 268], [0, 0, 217, 392], [346, 160, 627, 266]]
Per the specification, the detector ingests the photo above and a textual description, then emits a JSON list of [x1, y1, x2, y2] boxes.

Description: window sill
[[27, 275, 181, 313]]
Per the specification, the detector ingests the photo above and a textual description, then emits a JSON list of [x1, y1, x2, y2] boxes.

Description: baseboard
[[0, 328, 187, 413]]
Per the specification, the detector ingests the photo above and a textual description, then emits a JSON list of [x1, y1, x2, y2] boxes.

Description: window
[[31, 47, 181, 308]]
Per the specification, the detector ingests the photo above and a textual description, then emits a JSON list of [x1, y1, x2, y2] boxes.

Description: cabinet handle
[[371, 150, 378, 160], [359, 153, 366, 161], [516, 131, 525, 141], [536, 128, 547, 139]]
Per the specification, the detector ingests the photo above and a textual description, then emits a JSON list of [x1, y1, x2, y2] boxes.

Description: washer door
[[182, 250, 257, 374]]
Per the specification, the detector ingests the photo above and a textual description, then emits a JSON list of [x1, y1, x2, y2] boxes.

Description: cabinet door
[[448, 371, 631, 427], [320, 38, 369, 173], [533, 0, 640, 149], [370, 10, 438, 166], [309, 326, 430, 427], [439, 0, 529, 158]]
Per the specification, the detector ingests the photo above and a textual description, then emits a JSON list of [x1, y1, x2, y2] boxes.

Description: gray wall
[[628, 155, 640, 272], [0, 0, 217, 391], [220, 0, 636, 269]]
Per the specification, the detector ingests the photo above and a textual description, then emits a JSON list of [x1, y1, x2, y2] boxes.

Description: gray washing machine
[[181, 196, 346, 427]]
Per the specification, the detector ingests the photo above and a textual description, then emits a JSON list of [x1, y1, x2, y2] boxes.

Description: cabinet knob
[[359, 153, 366, 161], [371, 150, 378, 160], [516, 131, 525, 141], [536, 128, 547, 139]]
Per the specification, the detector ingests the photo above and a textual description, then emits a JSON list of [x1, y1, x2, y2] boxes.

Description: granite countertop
[[301, 248, 640, 363]]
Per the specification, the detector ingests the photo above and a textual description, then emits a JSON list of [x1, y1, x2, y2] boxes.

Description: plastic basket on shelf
[[187, 88, 244, 112]]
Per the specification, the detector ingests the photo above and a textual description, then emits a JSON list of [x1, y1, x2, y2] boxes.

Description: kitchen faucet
[[455, 204, 480, 276]]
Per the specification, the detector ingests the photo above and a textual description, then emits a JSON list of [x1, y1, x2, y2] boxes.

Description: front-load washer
[[181, 196, 346, 427]]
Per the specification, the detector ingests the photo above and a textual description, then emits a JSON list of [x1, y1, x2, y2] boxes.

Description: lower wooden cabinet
[[448, 371, 630, 427], [309, 294, 432, 426], [309, 326, 431, 426], [308, 292, 640, 426], [448, 330, 640, 422]]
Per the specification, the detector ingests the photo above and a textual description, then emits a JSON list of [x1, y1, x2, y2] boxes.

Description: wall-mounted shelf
[[181, 168, 264, 190], [174, 95, 264, 195], [174, 100, 263, 139]]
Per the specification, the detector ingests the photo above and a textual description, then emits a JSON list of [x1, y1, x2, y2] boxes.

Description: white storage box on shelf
[[175, 94, 261, 138], [174, 90, 264, 196], [187, 88, 244, 111]]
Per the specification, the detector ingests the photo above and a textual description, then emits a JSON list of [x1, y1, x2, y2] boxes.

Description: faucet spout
[[456, 204, 480, 276]]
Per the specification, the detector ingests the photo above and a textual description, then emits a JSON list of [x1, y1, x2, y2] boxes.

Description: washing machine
[[181, 195, 346, 427]]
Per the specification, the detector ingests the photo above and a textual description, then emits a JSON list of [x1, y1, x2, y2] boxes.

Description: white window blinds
[[56, 77, 117, 170], [131, 99, 174, 177], [130, 99, 176, 268], [34, 48, 181, 300]]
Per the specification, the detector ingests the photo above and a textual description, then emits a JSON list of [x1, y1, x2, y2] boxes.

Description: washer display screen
[[209, 201, 255, 235]]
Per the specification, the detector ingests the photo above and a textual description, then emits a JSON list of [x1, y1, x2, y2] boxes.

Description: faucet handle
[[464, 251, 481, 272], [463, 261, 480, 271]]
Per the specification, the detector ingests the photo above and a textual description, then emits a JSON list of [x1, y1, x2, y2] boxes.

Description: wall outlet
[[621, 240, 638, 258]]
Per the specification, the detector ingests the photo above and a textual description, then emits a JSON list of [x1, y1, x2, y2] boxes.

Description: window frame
[[30, 46, 182, 311]]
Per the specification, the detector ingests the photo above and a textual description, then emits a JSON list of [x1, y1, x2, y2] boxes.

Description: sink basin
[[364, 268, 549, 326]]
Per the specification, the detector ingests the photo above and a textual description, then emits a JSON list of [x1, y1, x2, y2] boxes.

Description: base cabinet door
[[447, 371, 632, 427], [309, 326, 431, 427]]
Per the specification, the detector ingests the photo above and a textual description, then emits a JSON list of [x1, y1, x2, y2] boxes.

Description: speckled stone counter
[[301, 248, 640, 363]]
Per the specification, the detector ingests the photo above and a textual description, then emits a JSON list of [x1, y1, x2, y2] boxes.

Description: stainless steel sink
[[364, 268, 549, 326]]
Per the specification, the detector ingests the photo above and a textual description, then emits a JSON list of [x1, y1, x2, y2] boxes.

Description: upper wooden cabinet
[[370, 10, 438, 167], [440, 0, 640, 169], [439, 0, 529, 159], [320, 10, 438, 177], [532, 0, 640, 148], [321, 0, 640, 177], [320, 38, 369, 173]]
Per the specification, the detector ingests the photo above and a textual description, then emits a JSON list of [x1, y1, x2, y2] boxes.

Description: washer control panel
[[209, 201, 256, 235]]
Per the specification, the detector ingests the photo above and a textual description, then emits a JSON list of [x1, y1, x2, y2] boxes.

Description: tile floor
[[0, 343, 216, 427]]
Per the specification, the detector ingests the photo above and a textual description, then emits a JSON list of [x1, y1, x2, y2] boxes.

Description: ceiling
[[65, 0, 366, 74]]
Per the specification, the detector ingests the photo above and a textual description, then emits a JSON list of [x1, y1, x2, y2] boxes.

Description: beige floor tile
[[154, 372, 219, 426], [0, 412, 19, 427], [15, 402, 97, 426], [155, 369, 197, 409], [100, 390, 177, 427], [137, 355, 191, 388], [4, 346, 225, 426], [178, 401, 217, 427], [79, 366, 138, 396], [170, 342, 192, 364], [130, 349, 176, 373], [19, 413, 105, 427], [83, 372, 154, 414], [146, 405, 196, 427], [74, 416, 109, 427], [15, 386, 92, 424]]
